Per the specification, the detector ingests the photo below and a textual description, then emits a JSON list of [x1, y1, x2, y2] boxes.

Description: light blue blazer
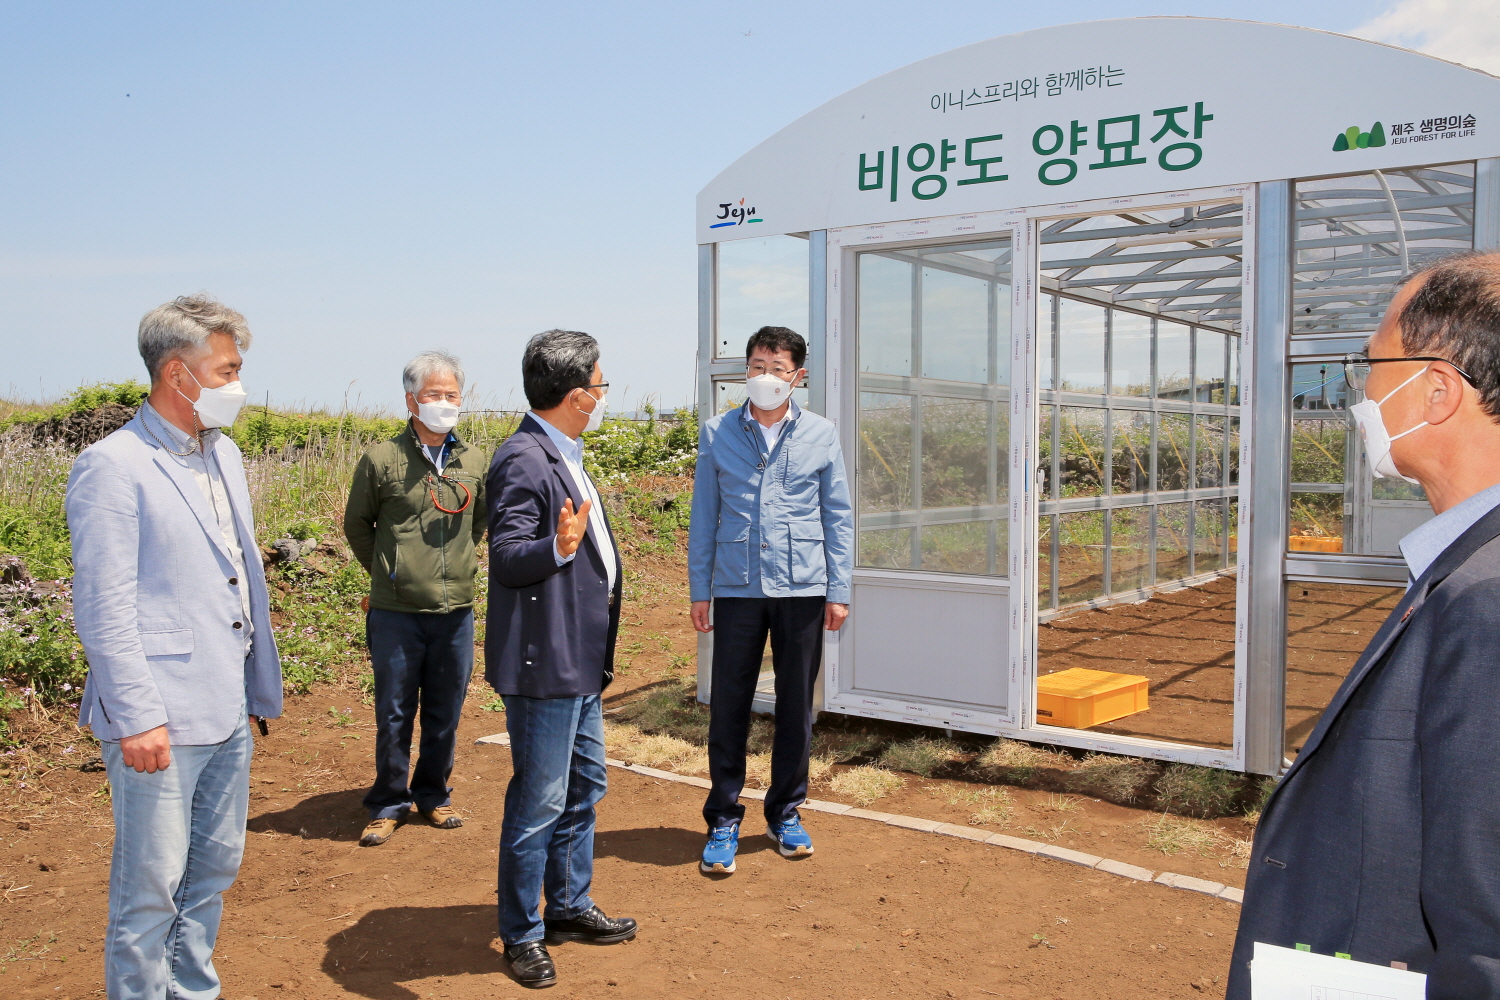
[[67, 412, 282, 744]]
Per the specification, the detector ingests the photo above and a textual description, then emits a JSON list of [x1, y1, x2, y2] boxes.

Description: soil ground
[[1038, 578, 1402, 752]]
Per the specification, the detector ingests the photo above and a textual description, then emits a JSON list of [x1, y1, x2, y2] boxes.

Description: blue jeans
[[365, 607, 475, 820], [102, 717, 252, 1000], [497, 694, 607, 946]]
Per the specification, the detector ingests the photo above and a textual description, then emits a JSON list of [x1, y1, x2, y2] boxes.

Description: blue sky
[[0, 2, 1451, 412]]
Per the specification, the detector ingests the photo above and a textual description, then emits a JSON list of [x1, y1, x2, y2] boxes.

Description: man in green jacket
[[344, 351, 487, 847]]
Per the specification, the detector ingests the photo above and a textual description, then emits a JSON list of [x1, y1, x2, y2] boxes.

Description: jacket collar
[[1281, 500, 1500, 782], [738, 397, 801, 428], [403, 419, 464, 462]]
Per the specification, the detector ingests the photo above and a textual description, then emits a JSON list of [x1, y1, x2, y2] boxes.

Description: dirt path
[[3, 692, 1243, 999]]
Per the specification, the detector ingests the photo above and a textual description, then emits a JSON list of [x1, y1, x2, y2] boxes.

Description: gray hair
[[402, 351, 466, 394], [522, 329, 599, 410], [138, 294, 252, 381]]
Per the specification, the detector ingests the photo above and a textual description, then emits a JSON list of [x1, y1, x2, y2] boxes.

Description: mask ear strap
[[1377, 366, 1431, 406]]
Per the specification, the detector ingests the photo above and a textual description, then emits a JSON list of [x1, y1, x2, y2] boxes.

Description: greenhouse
[[695, 17, 1500, 772]]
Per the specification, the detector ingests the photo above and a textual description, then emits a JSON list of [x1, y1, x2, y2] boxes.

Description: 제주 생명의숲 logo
[[1333, 115, 1477, 151], [711, 198, 762, 228]]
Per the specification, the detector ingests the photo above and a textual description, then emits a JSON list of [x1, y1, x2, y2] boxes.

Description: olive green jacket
[[343, 422, 487, 614]]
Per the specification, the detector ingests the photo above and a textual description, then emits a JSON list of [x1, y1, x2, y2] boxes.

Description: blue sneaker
[[701, 823, 739, 874], [767, 815, 815, 857]]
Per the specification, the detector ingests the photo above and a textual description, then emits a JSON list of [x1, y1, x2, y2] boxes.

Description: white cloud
[[1352, 0, 1500, 76]]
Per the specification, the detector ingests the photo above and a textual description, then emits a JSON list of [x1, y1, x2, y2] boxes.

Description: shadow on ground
[[248, 788, 367, 841], [323, 904, 508, 999], [594, 825, 779, 867]]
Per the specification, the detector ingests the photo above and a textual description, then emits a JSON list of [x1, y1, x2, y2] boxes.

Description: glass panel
[[1194, 499, 1227, 573], [1227, 416, 1241, 486], [1110, 409, 1151, 496], [1038, 515, 1055, 610], [859, 528, 913, 569], [1195, 415, 1226, 489], [1111, 311, 1153, 397], [1040, 294, 1056, 390], [716, 235, 809, 358], [1286, 583, 1402, 753], [1057, 298, 1107, 393], [1058, 407, 1106, 498], [1038, 404, 1056, 500], [858, 253, 913, 376], [1290, 492, 1343, 551], [1373, 479, 1428, 502], [1057, 510, 1105, 604], [1109, 506, 1149, 595], [1290, 417, 1346, 484], [1156, 321, 1192, 399], [1295, 163, 1475, 336], [1156, 413, 1191, 491], [1155, 502, 1192, 583], [857, 393, 913, 515], [1196, 330, 1227, 403], [993, 284, 1013, 387], [920, 398, 989, 508], [921, 267, 988, 383], [921, 523, 988, 574], [1228, 340, 1241, 405]]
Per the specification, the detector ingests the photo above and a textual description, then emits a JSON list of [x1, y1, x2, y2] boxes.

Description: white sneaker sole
[[768, 831, 815, 857], [700, 859, 736, 874]]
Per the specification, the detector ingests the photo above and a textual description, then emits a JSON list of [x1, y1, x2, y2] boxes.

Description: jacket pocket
[[138, 629, 194, 657], [714, 523, 751, 587], [788, 520, 826, 585]]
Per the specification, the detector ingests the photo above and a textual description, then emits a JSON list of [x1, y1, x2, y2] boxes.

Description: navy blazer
[[483, 415, 622, 699], [1229, 504, 1500, 999]]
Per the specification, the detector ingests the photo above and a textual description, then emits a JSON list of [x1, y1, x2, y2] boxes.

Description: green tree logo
[[1333, 122, 1387, 151]]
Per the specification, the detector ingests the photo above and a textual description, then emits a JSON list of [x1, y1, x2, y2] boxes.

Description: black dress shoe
[[504, 941, 557, 989], [544, 905, 638, 945]]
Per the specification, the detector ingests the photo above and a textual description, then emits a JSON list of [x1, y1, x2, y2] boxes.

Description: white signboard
[[698, 17, 1500, 242]]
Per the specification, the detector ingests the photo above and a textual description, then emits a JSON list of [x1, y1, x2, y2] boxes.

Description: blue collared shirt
[[530, 412, 617, 589], [1399, 481, 1500, 585]]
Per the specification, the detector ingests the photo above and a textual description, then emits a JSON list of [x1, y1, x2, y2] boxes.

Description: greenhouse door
[[826, 234, 1016, 732]]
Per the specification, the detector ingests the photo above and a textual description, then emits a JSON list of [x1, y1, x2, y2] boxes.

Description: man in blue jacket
[[689, 325, 854, 874], [485, 329, 636, 989]]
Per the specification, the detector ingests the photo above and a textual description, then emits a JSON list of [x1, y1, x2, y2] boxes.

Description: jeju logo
[[1333, 122, 1387, 151], [711, 198, 762, 228]]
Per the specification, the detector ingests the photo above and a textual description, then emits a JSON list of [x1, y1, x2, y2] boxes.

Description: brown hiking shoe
[[421, 805, 463, 829], [359, 817, 399, 846]]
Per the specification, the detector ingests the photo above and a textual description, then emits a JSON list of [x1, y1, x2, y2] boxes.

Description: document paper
[[1251, 942, 1426, 999]]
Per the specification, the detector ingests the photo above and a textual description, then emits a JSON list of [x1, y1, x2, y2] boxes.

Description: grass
[[1067, 752, 1158, 804], [829, 765, 906, 806], [877, 736, 963, 777], [976, 738, 1072, 785], [1154, 762, 1241, 818], [603, 721, 709, 775], [1140, 813, 1225, 857], [936, 785, 1015, 827]]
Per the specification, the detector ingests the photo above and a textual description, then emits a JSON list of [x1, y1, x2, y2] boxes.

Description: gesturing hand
[[556, 497, 594, 558]]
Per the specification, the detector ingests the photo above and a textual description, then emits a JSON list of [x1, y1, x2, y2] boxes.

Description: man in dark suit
[[1230, 252, 1500, 998], [485, 328, 637, 989]]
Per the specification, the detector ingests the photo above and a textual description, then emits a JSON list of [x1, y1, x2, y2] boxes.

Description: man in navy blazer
[[485, 329, 636, 989], [1230, 253, 1500, 998]]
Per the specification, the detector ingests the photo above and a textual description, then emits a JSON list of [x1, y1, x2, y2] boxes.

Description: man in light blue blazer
[[68, 294, 282, 1000]]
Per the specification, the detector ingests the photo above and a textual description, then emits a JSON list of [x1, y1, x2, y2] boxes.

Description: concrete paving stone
[[1217, 886, 1245, 904], [604, 758, 627, 768], [1035, 844, 1103, 868], [800, 799, 852, 815], [886, 815, 943, 833], [739, 788, 767, 801], [1095, 858, 1156, 881], [624, 765, 678, 781], [843, 808, 895, 822], [1154, 872, 1227, 896], [933, 823, 991, 842], [986, 833, 1045, 853]]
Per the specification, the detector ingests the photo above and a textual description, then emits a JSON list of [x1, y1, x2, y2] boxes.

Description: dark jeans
[[497, 694, 607, 946], [364, 607, 475, 820], [703, 596, 825, 830]]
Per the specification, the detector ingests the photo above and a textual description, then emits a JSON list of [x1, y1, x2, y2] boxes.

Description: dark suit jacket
[[1229, 504, 1500, 999], [483, 414, 622, 699]]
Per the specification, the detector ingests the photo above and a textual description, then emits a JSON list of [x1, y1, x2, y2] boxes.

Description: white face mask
[[575, 387, 606, 433], [416, 400, 461, 434], [746, 372, 794, 410], [1349, 366, 1429, 484], [178, 367, 248, 429]]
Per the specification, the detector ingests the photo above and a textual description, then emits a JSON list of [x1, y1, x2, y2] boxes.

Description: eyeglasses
[[1341, 352, 1476, 392], [746, 363, 800, 378]]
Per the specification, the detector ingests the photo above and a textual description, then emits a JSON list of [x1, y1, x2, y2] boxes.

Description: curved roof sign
[[697, 17, 1500, 242]]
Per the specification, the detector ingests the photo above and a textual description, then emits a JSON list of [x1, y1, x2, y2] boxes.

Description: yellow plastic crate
[[1036, 668, 1149, 729]]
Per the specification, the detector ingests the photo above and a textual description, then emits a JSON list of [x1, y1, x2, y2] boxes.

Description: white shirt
[[754, 412, 789, 453], [142, 402, 254, 652], [531, 413, 618, 590]]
